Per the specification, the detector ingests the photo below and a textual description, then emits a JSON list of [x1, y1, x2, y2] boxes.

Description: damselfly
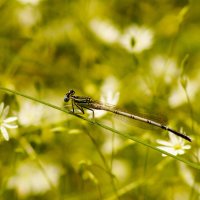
[[64, 89, 191, 142]]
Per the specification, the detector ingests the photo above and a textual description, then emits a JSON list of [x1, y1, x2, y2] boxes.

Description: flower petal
[[177, 149, 185, 155], [183, 145, 191, 150], [157, 146, 177, 155], [4, 116, 18, 123], [156, 139, 172, 147], [1, 126, 9, 141], [2, 105, 10, 120], [3, 123, 18, 129], [0, 102, 4, 116], [169, 132, 180, 144]]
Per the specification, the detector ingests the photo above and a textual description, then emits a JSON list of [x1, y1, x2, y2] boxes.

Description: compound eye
[[64, 95, 70, 102]]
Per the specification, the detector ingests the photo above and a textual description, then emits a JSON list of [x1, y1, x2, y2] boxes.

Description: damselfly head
[[64, 89, 75, 102]]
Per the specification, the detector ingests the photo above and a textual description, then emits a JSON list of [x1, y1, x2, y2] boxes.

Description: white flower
[[90, 76, 120, 118], [111, 159, 131, 182], [17, 6, 40, 27], [100, 76, 120, 105], [119, 24, 154, 53], [156, 132, 191, 157], [100, 90, 120, 106], [16, 0, 41, 5], [89, 19, 120, 44], [150, 55, 178, 83], [18, 101, 44, 126], [90, 90, 120, 119], [0, 102, 18, 141], [7, 160, 62, 197], [169, 80, 199, 108]]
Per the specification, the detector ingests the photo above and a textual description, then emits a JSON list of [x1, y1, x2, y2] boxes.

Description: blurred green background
[[0, 0, 200, 199]]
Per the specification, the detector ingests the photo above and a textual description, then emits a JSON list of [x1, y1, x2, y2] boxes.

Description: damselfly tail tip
[[179, 132, 192, 142], [186, 135, 192, 142], [179, 133, 192, 142], [168, 128, 192, 142]]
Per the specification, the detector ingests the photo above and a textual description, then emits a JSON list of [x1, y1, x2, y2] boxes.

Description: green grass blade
[[1, 87, 199, 170]]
